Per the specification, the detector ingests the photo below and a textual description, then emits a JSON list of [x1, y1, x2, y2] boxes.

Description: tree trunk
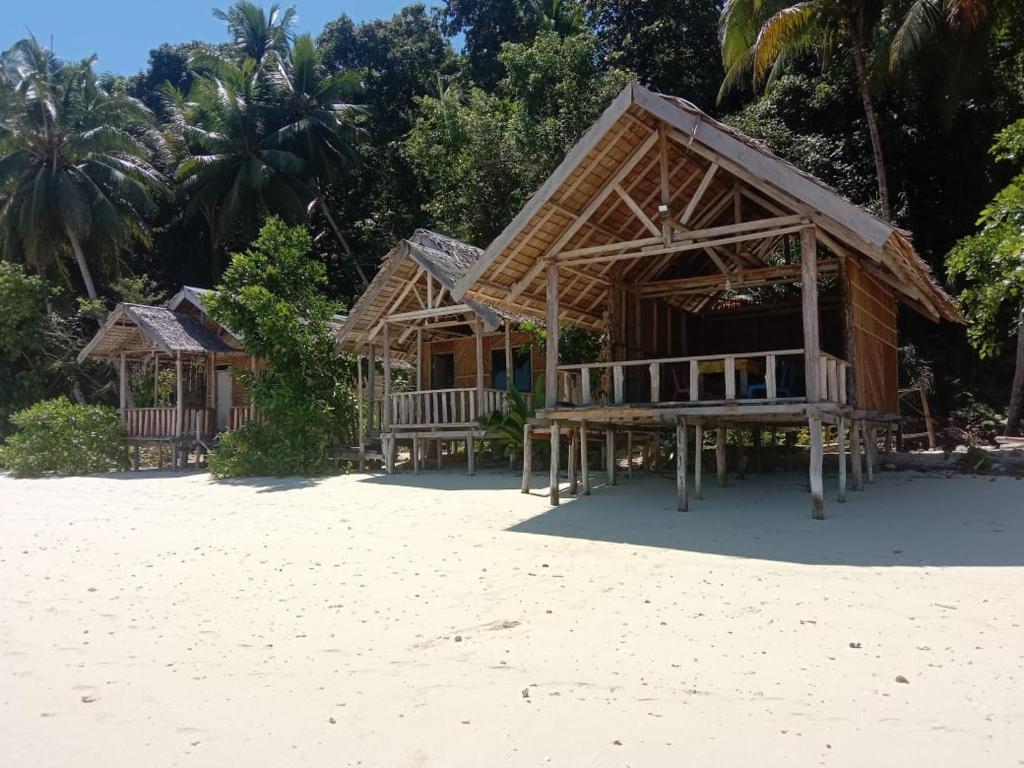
[[318, 196, 369, 288], [851, 10, 892, 222], [67, 229, 98, 300], [1006, 303, 1024, 436]]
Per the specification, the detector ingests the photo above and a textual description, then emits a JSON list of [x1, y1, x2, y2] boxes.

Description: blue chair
[[746, 359, 798, 399]]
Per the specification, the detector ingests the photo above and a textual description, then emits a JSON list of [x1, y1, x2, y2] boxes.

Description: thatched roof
[[78, 302, 238, 362], [334, 229, 537, 359], [452, 81, 960, 328]]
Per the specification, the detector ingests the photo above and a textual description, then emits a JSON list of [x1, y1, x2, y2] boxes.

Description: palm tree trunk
[[318, 196, 369, 288], [67, 229, 98, 300], [1006, 303, 1024, 436], [851, 10, 892, 221]]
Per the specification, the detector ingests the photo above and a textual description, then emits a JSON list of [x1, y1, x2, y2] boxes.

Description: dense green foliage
[[405, 29, 631, 243], [0, 398, 128, 477], [947, 119, 1024, 358], [205, 218, 355, 477], [2, 0, 1024, 443]]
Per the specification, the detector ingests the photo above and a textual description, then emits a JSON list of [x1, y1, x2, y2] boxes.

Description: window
[[491, 347, 532, 393], [430, 353, 455, 389]]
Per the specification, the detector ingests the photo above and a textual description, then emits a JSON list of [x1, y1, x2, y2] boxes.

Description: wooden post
[[505, 323, 513, 393], [416, 328, 424, 391], [467, 433, 475, 476], [801, 226, 821, 403], [694, 423, 703, 500], [837, 417, 847, 503], [580, 421, 590, 495], [474, 318, 484, 412], [866, 424, 877, 483], [736, 429, 746, 479], [522, 423, 533, 493], [153, 352, 160, 407], [568, 428, 579, 494], [808, 416, 825, 520], [382, 324, 392, 429], [850, 420, 864, 491], [436, 438, 443, 470], [366, 344, 376, 435], [119, 352, 127, 425], [413, 435, 420, 475], [549, 422, 560, 505], [677, 419, 688, 511], [919, 387, 937, 449], [545, 264, 559, 408], [175, 352, 184, 438], [249, 355, 257, 422], [606, 428, 615, 486], [716, 426, 727, 487], [356, 356, 365, 471]]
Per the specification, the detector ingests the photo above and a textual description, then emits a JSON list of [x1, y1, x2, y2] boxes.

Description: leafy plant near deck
[[205, 217, 355, 477], [476, 386, 532, 458], [0, 397, 128, 477]]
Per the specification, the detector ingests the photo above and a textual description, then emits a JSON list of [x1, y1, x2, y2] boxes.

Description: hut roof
[[334, 229, 536, 359], [452, 81, 960, 328], [78, 302, 237, 362]]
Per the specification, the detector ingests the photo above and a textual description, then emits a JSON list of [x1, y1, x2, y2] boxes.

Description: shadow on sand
[[103, 469, 326, 493], [361, 466, 1024, 568]]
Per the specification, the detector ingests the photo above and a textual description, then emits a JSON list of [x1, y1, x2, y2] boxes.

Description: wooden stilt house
[[334, 230, 544, 473], [450, 82, 960, 518], [78, 286, 259, 467]]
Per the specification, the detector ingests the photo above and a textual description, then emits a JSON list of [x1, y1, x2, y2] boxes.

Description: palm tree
[[267, 34, 367, 284], [890, 0, 992, 68], [529, 0, 585, 36], [719, 1, 894, 221], [0, 37, 165, 299], [213, 1, 296, 68], [167, 58, 309, 266]]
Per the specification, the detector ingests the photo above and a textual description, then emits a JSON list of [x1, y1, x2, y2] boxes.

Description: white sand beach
[[2, 468, 1023, 767]]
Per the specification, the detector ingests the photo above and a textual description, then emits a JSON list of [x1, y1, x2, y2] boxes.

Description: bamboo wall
[[423, 330, 545, 392], [845, 258, 899, 412]]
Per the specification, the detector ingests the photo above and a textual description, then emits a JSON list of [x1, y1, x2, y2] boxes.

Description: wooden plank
[[837, 417, 847, 503], [549, 421, 560, 505], [801, 227, 821, 403], [545, 264, 560, 407], [724, 356, 736, 400], [568, 428, 579, 494], [809, 416, 825, 520], [606, 428, 616, 486], [522, 423, 533, 493], [690, 360, 699, 401], [649, 363, 660, 403], [615, 183, 661, 236], [580, 421, 590, 495], [765, 354, 777, 399], [613, 366, 624, 404], [677, 419, 688, 511], [694, 424, 703, 500], [680, 162, 719, 225]]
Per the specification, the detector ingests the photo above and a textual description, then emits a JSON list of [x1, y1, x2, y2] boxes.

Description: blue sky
[[10, 0, 426, 75]]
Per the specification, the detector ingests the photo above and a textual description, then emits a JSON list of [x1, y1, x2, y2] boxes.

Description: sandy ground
[[1, 466, 1023, 767]]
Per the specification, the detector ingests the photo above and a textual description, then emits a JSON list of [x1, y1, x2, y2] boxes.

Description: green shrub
[[0, 398, 129, 477], [207, 421, 332, 478]]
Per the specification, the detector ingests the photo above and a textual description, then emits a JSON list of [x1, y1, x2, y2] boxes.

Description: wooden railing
[[124, 407, 213, 438], [229, 405, 256, 431], [556, 349, 850, 407], [385, 388, 528, 429]]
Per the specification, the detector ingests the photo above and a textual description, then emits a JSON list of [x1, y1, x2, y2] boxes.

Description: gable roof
[[334, 229, 530, 359], [452, 81, 959, 327], [77, 302, 237, 362]]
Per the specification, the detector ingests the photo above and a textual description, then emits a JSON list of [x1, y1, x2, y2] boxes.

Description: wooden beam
[[801, 227, 821, 403], [636, 261, 839, 297], [680, 162, 719, 225], [509, 130, 661, 300], [382, 324, 392, 428], [615, 184, 661, 237], [545, 264, 559, 407]]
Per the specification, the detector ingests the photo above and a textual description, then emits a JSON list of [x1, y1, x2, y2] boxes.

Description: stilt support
[[809, 416, 825, 520], [716, 427, 727, 487], [676, 419, 688, 511], [580, 421, 590, 495], [521, 424, 533, 493], [549, 422, 560, 505]]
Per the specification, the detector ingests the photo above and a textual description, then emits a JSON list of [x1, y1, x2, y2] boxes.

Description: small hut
[[334, 230, 544, 473], [450, 82, 961, 518], [78, 286, 257, 467]]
